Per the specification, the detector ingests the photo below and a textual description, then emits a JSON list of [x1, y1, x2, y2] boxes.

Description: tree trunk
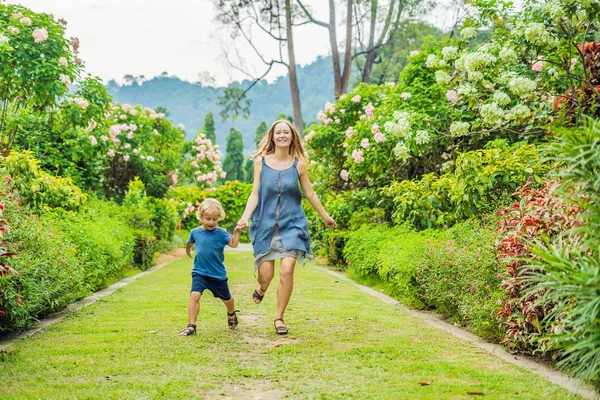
[[361, 0, 378, 84], [328, 0, 342, 97], [285, 0, 304, 135], [340, 0, 353, 94]]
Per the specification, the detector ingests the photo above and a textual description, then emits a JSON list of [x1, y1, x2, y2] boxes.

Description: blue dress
[[249, 157, 313, 269]]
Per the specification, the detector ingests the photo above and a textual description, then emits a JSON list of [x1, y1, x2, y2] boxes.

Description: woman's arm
[[297, 159, 337, 228], [237, 159, 262, 229]]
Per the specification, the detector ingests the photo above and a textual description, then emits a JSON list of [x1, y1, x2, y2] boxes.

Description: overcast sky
[[12, 0, 460, 86]]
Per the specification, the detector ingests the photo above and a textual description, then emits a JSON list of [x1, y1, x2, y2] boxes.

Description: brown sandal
[[178, 323, 196, 336], [274, 318, 288, 335], [227, 310, 240, 329], [252, 285, 269, 304]]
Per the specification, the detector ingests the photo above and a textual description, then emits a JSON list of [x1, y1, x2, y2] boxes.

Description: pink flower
[[374, 132, 386, 143], [70, 37, 80, 52], [363, 102, 375, 119], [400, 92, 412, 100], [8, 26, 20, 34], [340, 169, 349, 181], [88, 135, 97, 146], [32, 28, 48, 43], [446, 90, 458, 103], [60, 74, 71, 87], [340, 109, 346, 114], [351, 95, 361, 103], [123, 155, 130, 162], [470, 286, 476, 293], [345, 127, 354, 138], [371, 124, 380, 134], [351, 149, 364, 163], [360, 138, 370, 149], [20, 17, 32, 26], [304, 130, 315, 142], [421, 284, 426, 289], [62, 259, 67, 265], [88, 120, 97, 130], [532, 56, 544, 72], [107, 150, 115, 158], [317, 111, 327, 123], [220, 172, 227, 179], [178, 123, 185, 130], [58, 57, 68, 67]]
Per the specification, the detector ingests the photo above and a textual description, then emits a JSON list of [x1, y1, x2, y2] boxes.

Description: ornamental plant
[[0, 4, 82, 155], [494, 180, 582, 354]]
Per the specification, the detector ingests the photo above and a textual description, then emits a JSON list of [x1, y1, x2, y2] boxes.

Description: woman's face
[[272, 122, 292, 149]]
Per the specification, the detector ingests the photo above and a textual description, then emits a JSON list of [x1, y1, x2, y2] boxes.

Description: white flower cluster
[[499, 47, 519, 63], [508, 76, 537, 97], [480, 103, 504, 126], [493, 91, 511, 106], [544, 1, 565, 20], [393, 141, 411, 161], [435, 70, 452, 85], [455, 51, 497, 74], [524, 22, 556, 47], [426, 54, 446, 69], [0, 34, 9, 46], [461, 27, 478, 40], [415, 130, 431, 145], [449, 121, 470, 137], [442, 46, 459, 61], [383, 111, 412, 139], [505, 104, 531, 122], [457, 84, 477, 97]]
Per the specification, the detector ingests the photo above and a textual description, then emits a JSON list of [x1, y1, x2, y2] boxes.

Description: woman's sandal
[[227, 310, 240, 330], [274, 318, 288, 335], [179, 323, 196, 336], [252, 285, 269, 304]]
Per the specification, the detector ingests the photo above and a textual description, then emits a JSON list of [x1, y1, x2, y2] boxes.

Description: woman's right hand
[[236, 218, 248, 230]]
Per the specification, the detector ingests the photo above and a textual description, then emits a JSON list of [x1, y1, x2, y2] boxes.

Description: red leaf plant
[[494, 180, 582, 354]]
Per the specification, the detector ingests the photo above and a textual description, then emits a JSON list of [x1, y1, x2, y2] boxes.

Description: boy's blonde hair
[[196, 198, 226, 220]]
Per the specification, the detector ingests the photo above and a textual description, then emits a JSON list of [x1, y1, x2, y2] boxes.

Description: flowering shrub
[[0, 4, 82, 155], [494, 180, 582, 354], [180, 131, 225, 187], [382, 141, 548, 229], [0, 150, 87, 212]]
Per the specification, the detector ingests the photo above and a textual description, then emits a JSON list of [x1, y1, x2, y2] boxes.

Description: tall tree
[[353, 0, 428, 84], [222, 128, 245, 181], [254, 121, 268, 148], [203, 112, 216, 143], [296, 0, 353, 97], [212, 0, 305, 134]]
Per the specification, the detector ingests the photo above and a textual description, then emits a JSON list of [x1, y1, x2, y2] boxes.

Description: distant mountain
[[107, 56, 342, 154]]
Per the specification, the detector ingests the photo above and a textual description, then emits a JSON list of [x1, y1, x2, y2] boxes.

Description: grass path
[[0, 251, 579, 399]]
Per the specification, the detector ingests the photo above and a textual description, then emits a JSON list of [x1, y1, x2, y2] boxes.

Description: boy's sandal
[[179, 323, 196, 336], [227, 310, 240, 330], [252, 285, 269, 304], [274, 318, 288, 335]]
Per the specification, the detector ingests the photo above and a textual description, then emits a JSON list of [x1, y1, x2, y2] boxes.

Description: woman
[[237, 119, 336, 334]]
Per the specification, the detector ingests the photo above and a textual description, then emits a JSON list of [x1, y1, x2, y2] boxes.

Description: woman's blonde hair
[[196, 198, 225, 220], [252, 119, 306, 160]]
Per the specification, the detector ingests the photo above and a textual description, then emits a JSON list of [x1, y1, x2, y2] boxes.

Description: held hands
[[323, 215, 337, 228], [236, 218, 248, 230]]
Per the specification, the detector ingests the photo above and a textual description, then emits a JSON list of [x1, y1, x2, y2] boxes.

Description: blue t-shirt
[[188, 226, 232, 280]]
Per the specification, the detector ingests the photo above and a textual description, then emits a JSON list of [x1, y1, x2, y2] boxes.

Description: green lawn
[[0, 251, 578, 399]]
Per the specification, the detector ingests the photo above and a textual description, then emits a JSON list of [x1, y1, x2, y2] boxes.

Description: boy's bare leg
[[254, 260, 275, 304], [179, 291, 201, 335], [275, 257, 295, 328], [222, 297, 236, 314]]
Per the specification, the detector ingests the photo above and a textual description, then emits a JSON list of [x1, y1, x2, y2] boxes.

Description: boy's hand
[[236, 219, 248, 230]]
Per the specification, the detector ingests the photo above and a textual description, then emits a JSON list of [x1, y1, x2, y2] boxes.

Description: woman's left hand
[[324, 215, 337, 228]]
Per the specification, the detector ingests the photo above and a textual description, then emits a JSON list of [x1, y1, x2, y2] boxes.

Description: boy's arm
[[185, 240, 194, 258], [228, 227, 241, 248]]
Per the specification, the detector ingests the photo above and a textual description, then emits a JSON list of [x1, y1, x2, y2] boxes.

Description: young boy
[[179, 198, 241, 336]]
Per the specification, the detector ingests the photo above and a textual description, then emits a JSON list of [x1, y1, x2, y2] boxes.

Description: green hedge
[[342, 220, 504, 341]]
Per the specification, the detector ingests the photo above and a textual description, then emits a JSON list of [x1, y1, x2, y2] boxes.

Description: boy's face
[[201, 211, 220, 231]]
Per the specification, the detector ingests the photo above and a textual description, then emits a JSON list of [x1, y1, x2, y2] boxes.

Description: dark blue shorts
[[191, 273, 232, 300]]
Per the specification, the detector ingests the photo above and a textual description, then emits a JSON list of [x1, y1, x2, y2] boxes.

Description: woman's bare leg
[[254, 260, 275, 304], [275, 257, 296, 328]]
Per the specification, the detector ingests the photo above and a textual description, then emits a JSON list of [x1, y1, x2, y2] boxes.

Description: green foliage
[[343, 220, 504, 340], [519, 119, 600, 389], [132, 232, 156, 271], [382, 141, 549, 230], [222, 128, 245, 181], [203, 112, 216, 143], [0, 150, 87, 212], [254, 121, 267, 148]]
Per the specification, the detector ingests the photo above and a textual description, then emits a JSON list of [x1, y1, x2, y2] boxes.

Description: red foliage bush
[[494, 180, 582, 354]]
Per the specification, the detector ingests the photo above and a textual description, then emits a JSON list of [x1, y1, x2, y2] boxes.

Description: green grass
[[0, 251, 579, 399]]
